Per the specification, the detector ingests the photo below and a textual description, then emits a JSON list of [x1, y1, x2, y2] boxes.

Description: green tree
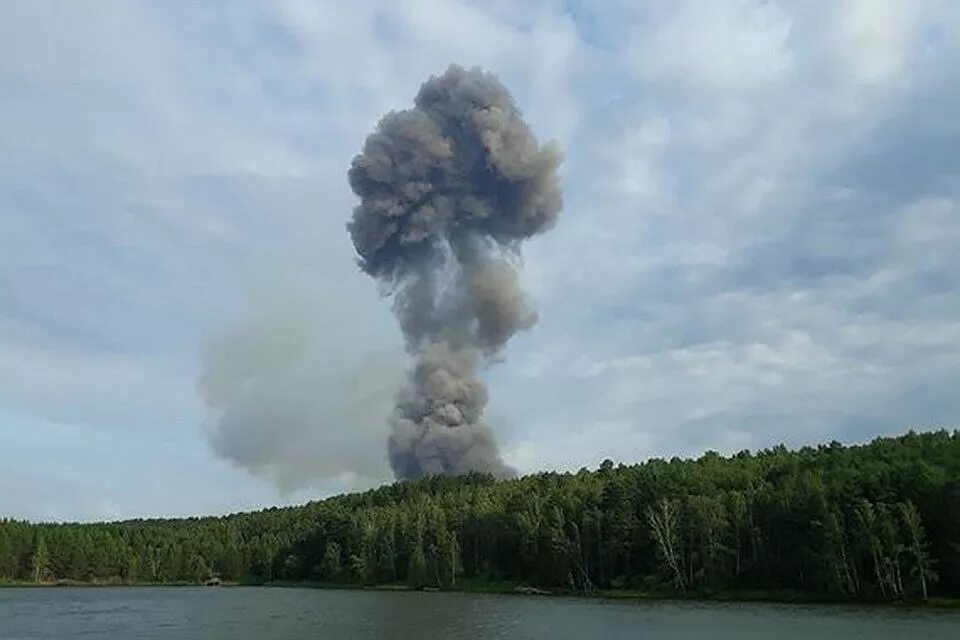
[[319, 542, 343, 581], [646, 499, 685, 592], [900, 501, 937, 600], [348, 553, 369, 584], [31, 534, 51, 584], [217, 542, 244, 581], [0, 430, 957, 601], [0, 531, 13, 579], [406, 539, 427, 588]]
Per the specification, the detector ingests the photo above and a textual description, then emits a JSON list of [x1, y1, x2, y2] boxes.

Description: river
[[1, 587, 958, 639]]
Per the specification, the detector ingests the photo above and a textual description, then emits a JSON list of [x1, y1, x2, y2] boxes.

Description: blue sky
[[1, 0, 958, 522]]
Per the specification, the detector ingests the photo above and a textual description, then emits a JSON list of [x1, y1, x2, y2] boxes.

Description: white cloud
[[1, 0, 959, 520], [0, 320, 198, 429], [834, 0, 922, 85], [631, 0, 794, 92]]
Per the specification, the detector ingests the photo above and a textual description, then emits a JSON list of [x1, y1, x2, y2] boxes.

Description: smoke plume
[[199, 272, 405, 491], [348, 65, 562, 479]]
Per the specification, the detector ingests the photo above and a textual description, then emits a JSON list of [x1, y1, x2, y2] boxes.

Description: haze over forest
[[2, 0, 960, 524]]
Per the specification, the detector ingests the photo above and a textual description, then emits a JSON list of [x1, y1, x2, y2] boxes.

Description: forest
[[2, 430, 958, 602]]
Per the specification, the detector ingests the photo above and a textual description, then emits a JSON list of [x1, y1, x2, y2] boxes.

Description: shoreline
[[7, 579, 957, 610], [268, 581, 960, 609]]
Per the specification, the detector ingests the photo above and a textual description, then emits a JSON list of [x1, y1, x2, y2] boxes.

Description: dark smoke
[[347, 65, 562, 479]]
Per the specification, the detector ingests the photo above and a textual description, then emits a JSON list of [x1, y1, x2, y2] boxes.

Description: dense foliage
[[2, 430, 958, 601]]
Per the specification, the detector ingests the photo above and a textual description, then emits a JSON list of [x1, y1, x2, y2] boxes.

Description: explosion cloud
[[198, 276, 407, 490], [348, 65, 562, 479]]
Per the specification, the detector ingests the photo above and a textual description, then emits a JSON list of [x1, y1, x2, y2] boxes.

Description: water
[[1, 587, 958, 639]]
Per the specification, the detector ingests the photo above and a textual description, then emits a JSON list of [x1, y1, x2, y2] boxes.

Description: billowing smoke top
[[348, 64, 562, 480]]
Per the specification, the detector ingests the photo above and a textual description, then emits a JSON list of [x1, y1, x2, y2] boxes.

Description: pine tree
[[406, 539, 427, 589], [319, 542, 342, 581], [31, 534, 50, 584]]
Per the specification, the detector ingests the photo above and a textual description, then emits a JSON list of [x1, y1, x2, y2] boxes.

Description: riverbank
[[0, 579, 239, 588], [5, 578, 959, 609], [264, 580, 960, 609]]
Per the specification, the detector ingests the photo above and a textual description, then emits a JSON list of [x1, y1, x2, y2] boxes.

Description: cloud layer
[[1, 0, 958, 520]]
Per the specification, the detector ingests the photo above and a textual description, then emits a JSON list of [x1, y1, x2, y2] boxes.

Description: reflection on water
[[1, 587, 958, 640]]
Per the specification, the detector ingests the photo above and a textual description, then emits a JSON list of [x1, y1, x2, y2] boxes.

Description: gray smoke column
[[348, 65, 562, 479]]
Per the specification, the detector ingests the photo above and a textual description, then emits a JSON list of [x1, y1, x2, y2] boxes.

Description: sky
[[1, 0, 958, 522]]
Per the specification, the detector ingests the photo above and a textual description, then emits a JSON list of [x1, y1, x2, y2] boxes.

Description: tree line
[[2, 430, 958, 601]]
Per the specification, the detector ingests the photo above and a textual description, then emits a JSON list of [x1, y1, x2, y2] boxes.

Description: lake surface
[[1, 587, 958, 639]]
